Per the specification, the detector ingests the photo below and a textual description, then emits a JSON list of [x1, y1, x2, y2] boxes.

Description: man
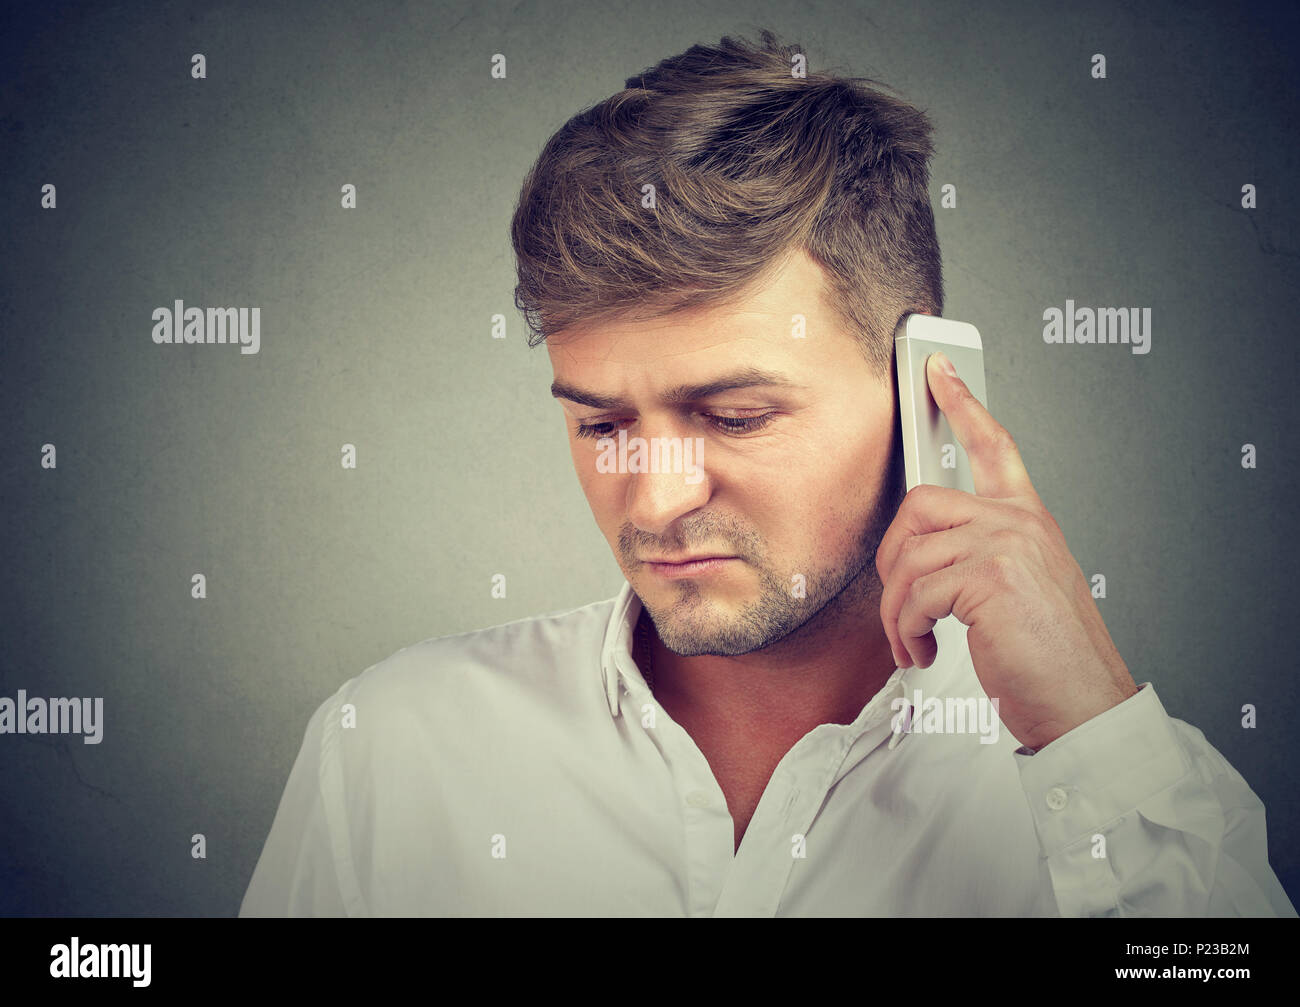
[[241, 31, 1295, 916]]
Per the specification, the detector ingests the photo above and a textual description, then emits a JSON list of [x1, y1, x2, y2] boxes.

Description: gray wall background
[[2, 0, 1297, 915]]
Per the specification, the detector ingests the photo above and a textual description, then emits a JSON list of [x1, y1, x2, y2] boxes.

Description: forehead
[[545, 249, 853, 379]]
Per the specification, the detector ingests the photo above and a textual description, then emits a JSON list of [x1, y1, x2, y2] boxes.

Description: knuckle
[[1020, 506, 1057, 544], [986, 426, 1018, 456], [985, 552, 1018, 583], [988, 527, 1021, 551], [909, 483, 936, 504]]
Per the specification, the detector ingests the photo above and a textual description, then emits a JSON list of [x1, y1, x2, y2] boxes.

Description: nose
[[624, 432, 711, 537]]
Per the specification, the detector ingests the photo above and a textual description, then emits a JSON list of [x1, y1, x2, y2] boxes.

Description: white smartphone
[[894, 313, 988, 493]]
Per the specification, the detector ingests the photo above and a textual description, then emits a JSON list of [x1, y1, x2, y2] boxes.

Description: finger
[[879, 525, 965, 667], [896, 565, 963, 668], [875, 483, 975, 585], [926, 352, 1035, 500]]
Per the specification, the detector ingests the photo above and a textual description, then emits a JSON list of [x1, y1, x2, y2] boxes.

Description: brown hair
[[510, 29, 943, 380]]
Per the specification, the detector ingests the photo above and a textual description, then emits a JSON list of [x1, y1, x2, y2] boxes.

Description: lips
[[642, 555, 733, 565], [640, 554, 739, 580]]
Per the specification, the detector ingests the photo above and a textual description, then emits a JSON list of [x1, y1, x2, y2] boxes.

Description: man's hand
[[875, 351, 1138, 751]]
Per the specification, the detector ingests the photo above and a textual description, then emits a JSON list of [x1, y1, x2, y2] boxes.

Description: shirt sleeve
[[1012, 682, 1298, 917], [239, 685, 365, 917]]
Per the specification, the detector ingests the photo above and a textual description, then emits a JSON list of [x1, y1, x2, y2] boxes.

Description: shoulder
[[313, 594, 621, 745]]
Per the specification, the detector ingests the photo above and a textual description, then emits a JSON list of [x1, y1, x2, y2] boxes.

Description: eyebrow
[[550, 367, 804, 410]]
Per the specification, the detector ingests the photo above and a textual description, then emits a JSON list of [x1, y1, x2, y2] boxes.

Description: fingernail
[[932, 351, 957, 377]]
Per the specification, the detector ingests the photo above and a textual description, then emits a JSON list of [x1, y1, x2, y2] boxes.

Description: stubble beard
[[628, 429, 907, 658]]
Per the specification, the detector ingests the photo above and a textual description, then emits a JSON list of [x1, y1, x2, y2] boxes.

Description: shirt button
[[685, 790, 710, 808], [1046, 786, 1069, 811]]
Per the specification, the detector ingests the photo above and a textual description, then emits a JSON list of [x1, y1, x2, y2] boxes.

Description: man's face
[[547, 249, 907, 657]]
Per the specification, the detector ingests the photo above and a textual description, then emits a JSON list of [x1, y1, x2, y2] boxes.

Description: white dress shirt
[[240, 582, 1296, 916]]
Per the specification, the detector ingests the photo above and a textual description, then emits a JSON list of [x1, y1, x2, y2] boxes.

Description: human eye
[[704, 411, 777, 435], [572, 410, 778, 439], [573, 417, 630, 440]]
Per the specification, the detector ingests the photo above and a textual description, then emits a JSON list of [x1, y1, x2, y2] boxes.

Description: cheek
[[760, 429, 880, 511], [765, 432, 886, 548]]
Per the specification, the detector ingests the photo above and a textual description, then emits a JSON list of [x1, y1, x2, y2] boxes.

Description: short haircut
[[511, 29, 944, 380]]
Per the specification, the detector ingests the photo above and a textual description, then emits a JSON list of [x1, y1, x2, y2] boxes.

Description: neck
[[643, 588, 898, 736]]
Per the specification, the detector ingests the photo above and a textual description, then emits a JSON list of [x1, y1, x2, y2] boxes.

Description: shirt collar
[[600, 581, 643, 717], [598, 581, 921, 742]]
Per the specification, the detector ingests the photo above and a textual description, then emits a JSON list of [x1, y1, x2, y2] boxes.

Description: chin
[[646, 598, 749, 652]]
